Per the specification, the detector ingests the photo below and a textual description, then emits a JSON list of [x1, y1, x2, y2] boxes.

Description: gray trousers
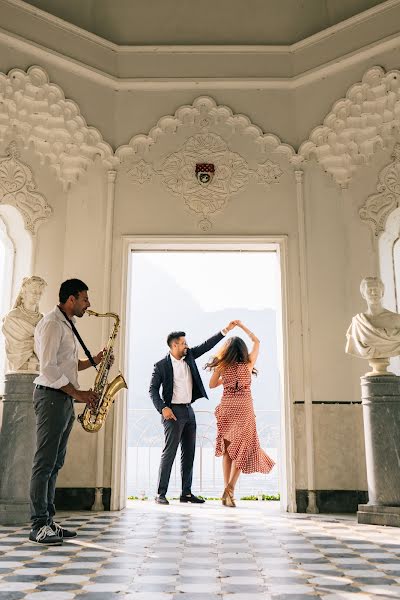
[[157, 404, 197, 497], [30, 387, 75, 529]]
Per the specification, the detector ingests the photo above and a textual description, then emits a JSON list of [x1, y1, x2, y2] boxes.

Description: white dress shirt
[[34, 306, 79, 389], [170, 354, 193, 404]]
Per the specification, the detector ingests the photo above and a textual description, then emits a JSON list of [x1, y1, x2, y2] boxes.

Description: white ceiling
[[20, 0, 389, 45]]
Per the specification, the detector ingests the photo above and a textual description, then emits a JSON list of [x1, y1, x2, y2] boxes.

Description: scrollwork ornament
[[0, 142, 52, 234], [123, 159, 155, 185], [359, 144, 400, 237], [116, 96, 294, 230], [160, 133, 249, 228], [359, 192, 397, 238], [380, 162, 400, 196], [252, 159, 283, 186]]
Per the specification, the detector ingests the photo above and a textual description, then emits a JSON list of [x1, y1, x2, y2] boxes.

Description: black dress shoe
[[180, 494, 205, 504], [155, 495, 169, 505]]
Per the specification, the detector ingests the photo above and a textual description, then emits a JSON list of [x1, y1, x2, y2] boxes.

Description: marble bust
[[345, 276, 400, 375], [2, 276, 47, 373]]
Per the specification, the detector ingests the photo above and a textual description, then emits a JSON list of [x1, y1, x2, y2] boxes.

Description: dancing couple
[[150, 320, 275, 506]]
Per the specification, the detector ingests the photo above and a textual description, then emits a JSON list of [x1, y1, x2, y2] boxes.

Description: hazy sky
[[126, 249, 281, 495], [136, 251, 280, 311]]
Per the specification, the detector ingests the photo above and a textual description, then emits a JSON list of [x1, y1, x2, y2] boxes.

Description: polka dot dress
[[215, 362, 275, 474]]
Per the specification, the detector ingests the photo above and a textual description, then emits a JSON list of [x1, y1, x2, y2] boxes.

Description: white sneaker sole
[[29, 538, 63, 545]]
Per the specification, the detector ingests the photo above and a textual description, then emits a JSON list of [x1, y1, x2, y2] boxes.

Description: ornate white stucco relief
[[253, 159, 284, 185], [123, 159, 156, 185], [299, 67, 400, 188], [0, 66, 115, 190], [160, 133, 250, 231], [0, 142, 52, 234], [359, 144, 400, 237], [116, 97, 293, 229]]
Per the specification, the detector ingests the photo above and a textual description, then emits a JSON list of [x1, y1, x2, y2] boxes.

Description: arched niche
[[379, 205, 400, 310], [356, 143, 400, 308], [0, 204, 32, 388]]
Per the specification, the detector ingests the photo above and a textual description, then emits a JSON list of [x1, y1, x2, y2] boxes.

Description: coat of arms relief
[[117, 97, 290, 230]]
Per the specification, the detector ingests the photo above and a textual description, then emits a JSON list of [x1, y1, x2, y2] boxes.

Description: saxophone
[[78, 310, 127, 433]]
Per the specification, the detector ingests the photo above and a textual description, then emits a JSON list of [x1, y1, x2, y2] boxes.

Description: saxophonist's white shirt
[[34, 306, 80, 389]]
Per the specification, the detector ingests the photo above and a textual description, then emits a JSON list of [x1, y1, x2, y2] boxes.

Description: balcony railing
[[126, 408, 280, 498]]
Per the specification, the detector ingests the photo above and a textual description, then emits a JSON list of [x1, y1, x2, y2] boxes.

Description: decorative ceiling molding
[[2, 0, 400, 88], [4, 63, 400, 201], [117, 97, 292, 230], [299, 67, 400, 188], [359, 143, 400, 237], [116, 96, 295, 160], [0, 66, 115, 190], [0, 142, 52, 234]]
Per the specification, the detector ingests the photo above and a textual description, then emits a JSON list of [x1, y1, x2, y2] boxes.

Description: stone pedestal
[[0, 372, 36, 524], [357, 375, 400, 526], [357, 504, 400, 527]]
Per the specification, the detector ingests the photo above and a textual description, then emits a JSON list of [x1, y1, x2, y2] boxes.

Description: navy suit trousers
[[157, 404, 196, 496]]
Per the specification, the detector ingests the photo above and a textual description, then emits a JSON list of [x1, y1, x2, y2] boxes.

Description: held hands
[[227, 320, 259, 342], [224, 320, 240, 332], [162, 407, 177, 421]]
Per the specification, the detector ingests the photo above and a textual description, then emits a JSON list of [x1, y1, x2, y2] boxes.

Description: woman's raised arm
[[237, 321, 260, 367]]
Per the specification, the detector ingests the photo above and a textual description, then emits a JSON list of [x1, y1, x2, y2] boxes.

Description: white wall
[[3, 6, 400, 504]]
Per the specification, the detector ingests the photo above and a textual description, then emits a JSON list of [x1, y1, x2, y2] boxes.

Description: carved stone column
[[0, 372, 36, 524], [357, 375, 400, 526]]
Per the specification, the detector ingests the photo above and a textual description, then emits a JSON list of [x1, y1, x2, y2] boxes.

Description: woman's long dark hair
[[205, 336, 257, 375]]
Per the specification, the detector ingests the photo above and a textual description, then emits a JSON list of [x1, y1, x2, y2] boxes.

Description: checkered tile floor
[[1, 500, 400, 600]]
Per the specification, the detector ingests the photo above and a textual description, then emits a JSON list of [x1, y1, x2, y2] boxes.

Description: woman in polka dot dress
[[206, 321, 275, 507]]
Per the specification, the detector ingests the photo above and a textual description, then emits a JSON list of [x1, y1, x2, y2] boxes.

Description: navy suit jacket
[[149, 331, 224, 414]]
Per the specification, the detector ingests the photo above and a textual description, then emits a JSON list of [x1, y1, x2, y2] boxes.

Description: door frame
[[111, 235, 296, 512]]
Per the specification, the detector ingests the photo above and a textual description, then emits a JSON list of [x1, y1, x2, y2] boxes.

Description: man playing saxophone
[[29, 279, 103, 545]]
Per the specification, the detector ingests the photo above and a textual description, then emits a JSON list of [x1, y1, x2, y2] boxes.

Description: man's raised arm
[[191, 321, 238, 359]]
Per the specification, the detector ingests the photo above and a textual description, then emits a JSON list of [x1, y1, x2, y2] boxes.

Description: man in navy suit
[[149, 322, 237, 504]]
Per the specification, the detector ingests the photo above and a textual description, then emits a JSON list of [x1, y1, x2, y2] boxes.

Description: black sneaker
[[155, 495, 169, 505], [50, 521, 77, 538], [180, 494, 205, 504], [29, 525, 63, 545]]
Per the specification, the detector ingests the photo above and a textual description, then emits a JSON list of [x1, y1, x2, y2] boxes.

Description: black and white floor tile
[[1, 500, 400, 600]]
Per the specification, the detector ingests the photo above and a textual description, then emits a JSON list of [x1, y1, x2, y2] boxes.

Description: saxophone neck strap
[[58, 306, 98, 370]]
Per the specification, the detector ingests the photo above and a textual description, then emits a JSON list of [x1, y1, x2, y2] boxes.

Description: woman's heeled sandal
[[222, 485, 236, 507]]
